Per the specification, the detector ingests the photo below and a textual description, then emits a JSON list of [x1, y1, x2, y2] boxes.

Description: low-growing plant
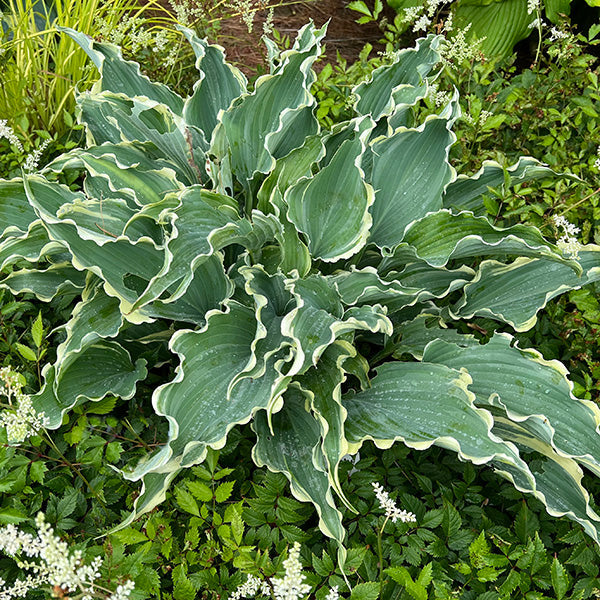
[[3, 23, 600, 567]]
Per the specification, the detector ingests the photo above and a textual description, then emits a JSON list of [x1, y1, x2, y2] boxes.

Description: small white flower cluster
[[549, 26, 569, 41], [23, 138, 51, 173], [272, 543, 312, 600], [0, 367, 49, 444], [229, 543, 312, 600], [325, 587, 340, 600], [169, 0, 206, 26], [527, 0, 540, 14], [594, 146, 600, 170], [553, 214, 582, 259], [400, 0, 445, 32], [372, 482, 417, 524], [96, 16, 179, 67], [427, 83, 451, 107], [231, 575, 271, 600], [440, 23, 485, 66], [0, 513, 134, 600], [0, 119, 23, 152]]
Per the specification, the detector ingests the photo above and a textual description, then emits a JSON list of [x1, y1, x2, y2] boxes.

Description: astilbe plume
[[0, 513, 134, 600]]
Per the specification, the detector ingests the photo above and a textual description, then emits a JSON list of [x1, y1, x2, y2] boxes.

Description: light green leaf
[[31, 311, 43, 349], [16, 343, 37, 361]]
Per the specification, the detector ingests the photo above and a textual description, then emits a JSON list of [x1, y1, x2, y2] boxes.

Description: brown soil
[[168, 0, 396, 76]]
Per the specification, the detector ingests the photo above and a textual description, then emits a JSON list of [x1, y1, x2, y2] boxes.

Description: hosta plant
[[3, 23, 600, 560]]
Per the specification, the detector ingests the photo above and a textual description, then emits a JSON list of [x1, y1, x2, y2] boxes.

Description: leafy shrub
[[3, 24, 600, 564]]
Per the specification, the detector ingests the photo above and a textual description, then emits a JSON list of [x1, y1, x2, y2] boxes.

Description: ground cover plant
[[4, 14, 600, 600]]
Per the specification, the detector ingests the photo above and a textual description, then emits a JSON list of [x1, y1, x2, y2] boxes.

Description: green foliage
[[0, 0, 181, 140], [4, 22, 600, 571]]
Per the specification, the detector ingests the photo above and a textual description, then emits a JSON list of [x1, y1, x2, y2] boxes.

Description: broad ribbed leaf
[[454, 0, 534, 59], [56, 282, 123, 364], [253, 390, 346, 544], [369, 117, 454, 249], [34, 341, 147, 428], [61, 28, 184, 114], [342, 361, 530, 478], [181, 27, 247, 141], [297, 341, 355, 511], [78, 92, 205, 185], [394, 209, 576, 269], [214, 22, 325, 184], [443, 158, 559, 214], [0, 179, 38, 238], [24, 177, 165, 318], [492, 418, 600, 543], [0, 265, 87, 301], [283, 274, 392, 375], [455, 248, 600, 330], [353, 34, 442, 121], [0, 223, 59, 271], [422, 334, 600, 478], [286, 121, 374, 261]]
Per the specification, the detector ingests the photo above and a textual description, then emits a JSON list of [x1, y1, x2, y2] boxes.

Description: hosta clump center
[[3, 23, 600, 555]]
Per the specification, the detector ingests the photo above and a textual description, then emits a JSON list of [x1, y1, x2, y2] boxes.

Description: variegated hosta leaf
[[78, 92, 206, 185], [252, 389, 346, 546], [422, 334, 600, 479], [213, 22, 325, 186], [342, 361, 532, 480], [180, 27, 247, 143], [23, 176, 165, 320], [353, 34, 442, 121], [442, 157, 559, 215], [329, 265, 472, 313], [283, 274, 392, 376], [286, 119, 374, 262], [47, 144, 184, 208], [393, 311, 478, 360], [0, 179, 38, 239], [368, 117, 455, 249], [0, 223, 60, 271], [389, 209, 579, 270], [454, 247, 600, 331], [296, 341, 356, 512], [121, 301, 291, 521], [491, 418, 600, 543], [34, 341, 147, 428], [61, 27, 184, 114], [0, 264, 87, 302]]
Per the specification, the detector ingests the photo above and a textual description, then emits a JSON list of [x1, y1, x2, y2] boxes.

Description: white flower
[[553, 214, 582, 259], [372, 482, 417, 524], [325, 587, 339, 600], [527, 0, 540, 14], [23, 138, 51, 173], [271, 543, 311, 600], [549, 26, 569, 42], [0, 120, 23, 152], [0, 513, 134, 600], [412, 14, 432, 32], [0, 367, 49, 444]]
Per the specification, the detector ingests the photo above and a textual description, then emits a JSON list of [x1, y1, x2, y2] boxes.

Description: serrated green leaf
[[31, 311, 43, 348], [551, 557, 569, 600], [350, 582, 379, 600], [215, 481, 234, 503], [16, 343, 37, 362], [175, 486, 200, 517]]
